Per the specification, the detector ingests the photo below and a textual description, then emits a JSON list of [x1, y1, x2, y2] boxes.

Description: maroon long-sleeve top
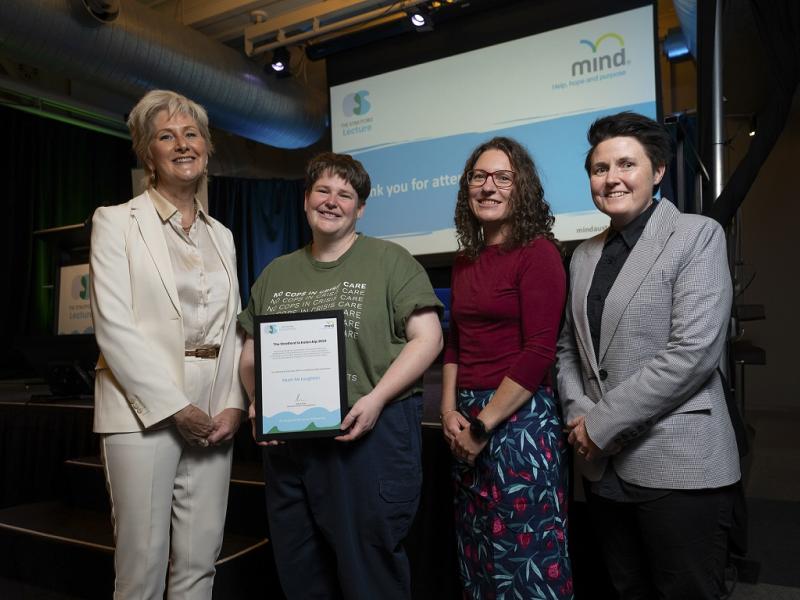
[[444, 238, 566, 391]]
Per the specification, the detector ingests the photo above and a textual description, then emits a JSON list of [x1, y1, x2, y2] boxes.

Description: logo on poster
[[71, 274, 90, 301]]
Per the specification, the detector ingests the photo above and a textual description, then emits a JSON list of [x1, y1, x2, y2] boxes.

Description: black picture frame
[[253, 310, 348, 441]]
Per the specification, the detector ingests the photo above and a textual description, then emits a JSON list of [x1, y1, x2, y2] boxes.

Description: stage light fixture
[[270, 47, 290, 74], [409, 6, 432, 29], [663, 27, 690, 61]]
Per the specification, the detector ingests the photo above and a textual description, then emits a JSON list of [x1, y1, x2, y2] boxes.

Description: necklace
[[181, 209, 197, 234]]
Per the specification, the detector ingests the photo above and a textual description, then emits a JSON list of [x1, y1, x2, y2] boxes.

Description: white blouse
[[149, 189, 229, 351]]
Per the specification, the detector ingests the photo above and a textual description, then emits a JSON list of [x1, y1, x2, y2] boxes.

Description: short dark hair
[[584, 111, 672, 179], [305, 152, 371, 206], [454, 136, 556, 259]]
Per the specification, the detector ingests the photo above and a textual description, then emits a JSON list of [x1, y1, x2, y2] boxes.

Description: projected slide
[[331, 5, 657, 254]]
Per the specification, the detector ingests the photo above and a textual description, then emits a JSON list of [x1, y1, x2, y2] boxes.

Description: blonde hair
[[127, 89, 214, 189]]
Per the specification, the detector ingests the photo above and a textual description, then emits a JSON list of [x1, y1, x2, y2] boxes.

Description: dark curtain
[[0, 104, 134, 375], [208, 176, 311, 305], [701, 0, 800, 227]]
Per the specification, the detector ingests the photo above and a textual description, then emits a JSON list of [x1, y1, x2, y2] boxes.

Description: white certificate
[[254, 310, 347, 440]]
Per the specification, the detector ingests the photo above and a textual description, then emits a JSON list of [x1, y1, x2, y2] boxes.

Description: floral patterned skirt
[[452, 387, 574, 600]]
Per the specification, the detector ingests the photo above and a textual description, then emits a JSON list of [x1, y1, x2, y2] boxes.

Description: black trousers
[[586, 485, 736, 600], [262, 395, 424, 600]]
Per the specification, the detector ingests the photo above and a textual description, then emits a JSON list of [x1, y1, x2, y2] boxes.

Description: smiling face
[[588, 136, 665, 229], [304, 171, 364, 242], [468, 149, 514, 243], [147, 110, 208, 192]]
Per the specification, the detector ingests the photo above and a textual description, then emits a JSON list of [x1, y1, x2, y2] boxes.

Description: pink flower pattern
[[453, 387, 573, 599]]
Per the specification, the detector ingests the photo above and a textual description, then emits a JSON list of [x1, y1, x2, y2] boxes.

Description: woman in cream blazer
[[90, 90, 245, 600]]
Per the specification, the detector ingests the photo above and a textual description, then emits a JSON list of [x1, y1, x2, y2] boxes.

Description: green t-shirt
[[239, 235, 442, 406]]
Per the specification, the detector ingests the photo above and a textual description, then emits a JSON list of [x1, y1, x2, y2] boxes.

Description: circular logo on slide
[[71, 274, 90, 301], [342, 90, 371, 117]]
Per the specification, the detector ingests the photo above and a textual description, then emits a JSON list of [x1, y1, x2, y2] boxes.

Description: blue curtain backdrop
[[208, 177, 311, 304]]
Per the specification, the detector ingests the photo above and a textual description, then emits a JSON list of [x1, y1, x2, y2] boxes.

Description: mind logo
[[72, 274, 90, 301], [572, 33, 627, 77], [342, 90, 371, 117]]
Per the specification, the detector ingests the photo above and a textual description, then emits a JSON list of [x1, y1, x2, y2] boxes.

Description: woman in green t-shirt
[[238, 152, 443, 600]]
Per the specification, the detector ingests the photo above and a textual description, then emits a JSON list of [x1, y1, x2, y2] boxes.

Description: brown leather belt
[[185, 346, 220, 359]]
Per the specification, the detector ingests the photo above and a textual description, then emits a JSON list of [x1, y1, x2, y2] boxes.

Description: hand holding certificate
[[253, 311, 348, 440]]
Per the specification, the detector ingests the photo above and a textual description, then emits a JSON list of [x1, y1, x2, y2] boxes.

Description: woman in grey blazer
[[90, 90, 245, 599], [556, 112, 740, 600]]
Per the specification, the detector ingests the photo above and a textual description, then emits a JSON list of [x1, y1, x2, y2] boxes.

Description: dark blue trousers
[[262, 395, 424, 600]]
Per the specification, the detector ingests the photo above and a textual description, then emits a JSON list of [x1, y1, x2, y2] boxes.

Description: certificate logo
[[268, 324, 279, 334], [324, 320, 335, 329]]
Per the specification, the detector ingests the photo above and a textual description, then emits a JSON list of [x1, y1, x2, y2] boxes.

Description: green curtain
[[1, 104, 133, 376]]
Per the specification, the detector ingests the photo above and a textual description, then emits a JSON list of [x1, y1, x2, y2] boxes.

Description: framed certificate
[[253, 310, 348, 440]]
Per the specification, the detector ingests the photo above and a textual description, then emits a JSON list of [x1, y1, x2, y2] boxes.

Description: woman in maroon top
[[441, 137, 572, 599]]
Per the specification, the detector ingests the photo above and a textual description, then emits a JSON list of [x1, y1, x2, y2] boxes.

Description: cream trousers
[[101, 357, 233, 600]]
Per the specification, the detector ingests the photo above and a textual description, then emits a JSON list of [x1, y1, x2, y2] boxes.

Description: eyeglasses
[[466, 169, 515, 189]]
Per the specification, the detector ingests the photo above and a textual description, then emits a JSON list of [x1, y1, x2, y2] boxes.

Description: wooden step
[[0, 501, 272, 599]]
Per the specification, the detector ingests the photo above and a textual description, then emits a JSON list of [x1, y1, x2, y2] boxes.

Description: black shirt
[[587, 201, 657, 360], [586, 200, 668, 502]]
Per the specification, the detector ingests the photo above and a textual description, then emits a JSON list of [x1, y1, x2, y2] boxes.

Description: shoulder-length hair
[[454, 136, 556, 259], [127, 89, 214, 190]]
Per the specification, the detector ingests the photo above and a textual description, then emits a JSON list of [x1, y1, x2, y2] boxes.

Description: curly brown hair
[[454, 137, 556, 259]]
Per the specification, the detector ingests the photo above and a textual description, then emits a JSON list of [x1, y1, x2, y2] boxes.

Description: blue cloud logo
[[343, 90, 371, 117]]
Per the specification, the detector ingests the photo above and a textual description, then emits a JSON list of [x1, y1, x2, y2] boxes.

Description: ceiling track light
[[81, 0, 119, 23], [270, 47, 291, 76], [409, 5, 433, 31]]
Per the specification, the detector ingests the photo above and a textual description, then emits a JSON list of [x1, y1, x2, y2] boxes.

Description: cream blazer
[[90, 191, 245, 433]]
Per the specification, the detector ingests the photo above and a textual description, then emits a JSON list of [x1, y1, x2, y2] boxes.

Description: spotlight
[[81, 0, 120, 22], [663, 27, 690, 62], [748, 115, 757, 137], [409, 6, 432, 30], [270, 47, 290, 74]]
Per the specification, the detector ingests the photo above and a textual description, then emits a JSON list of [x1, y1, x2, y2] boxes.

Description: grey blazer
[[556, 199, 740, 489]]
